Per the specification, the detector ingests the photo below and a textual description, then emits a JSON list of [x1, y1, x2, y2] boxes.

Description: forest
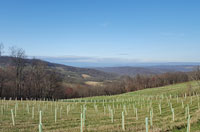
[[0, 44, 200, 99]]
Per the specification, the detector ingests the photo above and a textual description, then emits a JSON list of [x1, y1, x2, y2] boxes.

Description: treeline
[[0, 46, 65, 99], [65, 70, 200, 98]]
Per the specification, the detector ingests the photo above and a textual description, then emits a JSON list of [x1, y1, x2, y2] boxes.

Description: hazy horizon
[[36, 55, 200, 67]]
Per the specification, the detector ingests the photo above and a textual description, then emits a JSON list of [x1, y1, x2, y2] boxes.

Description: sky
[[0, 0, 200, 67]]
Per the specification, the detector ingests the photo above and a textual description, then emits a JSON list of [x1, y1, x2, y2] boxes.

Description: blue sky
[[0, 0, 200, 66]]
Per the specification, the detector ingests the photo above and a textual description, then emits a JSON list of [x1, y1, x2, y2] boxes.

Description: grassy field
[[0, 81, 200, 132]]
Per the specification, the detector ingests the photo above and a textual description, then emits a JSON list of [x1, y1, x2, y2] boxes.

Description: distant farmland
[[0, 81, 200, 132]]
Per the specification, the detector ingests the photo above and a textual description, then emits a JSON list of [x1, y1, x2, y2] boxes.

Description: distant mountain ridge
[[1, 56, 198, 80], [93, 65, 198, 76]]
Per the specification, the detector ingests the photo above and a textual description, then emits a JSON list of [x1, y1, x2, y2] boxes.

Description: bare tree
[[0, 68, 6, 97], [0, 43, 4, 56], [9, 46, 26, 98], [30, 59, 47, 98]]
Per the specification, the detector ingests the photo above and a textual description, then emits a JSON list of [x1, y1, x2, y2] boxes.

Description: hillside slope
[[1, 81, 200, 132], [65, 81, 200, 131], [0, 56, 117, 83]]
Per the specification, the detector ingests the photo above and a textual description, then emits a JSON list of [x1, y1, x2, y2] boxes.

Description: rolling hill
[[0, 56, 117, 83], [94, 65, 197, 76], [1, 56, 198, 83]]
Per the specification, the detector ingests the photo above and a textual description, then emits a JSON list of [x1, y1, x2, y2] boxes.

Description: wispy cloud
[[32, 55, 200, 67], [38, 55, 140, 63], [35, 55, 142, 67]]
